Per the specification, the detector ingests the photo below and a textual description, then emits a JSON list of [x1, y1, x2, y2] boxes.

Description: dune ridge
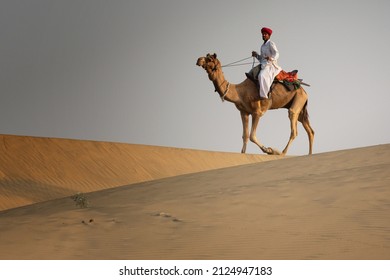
[[0, 134, 282, 211]]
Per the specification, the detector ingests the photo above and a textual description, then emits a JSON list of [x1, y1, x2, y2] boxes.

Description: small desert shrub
[[71, 192, 89, 208]]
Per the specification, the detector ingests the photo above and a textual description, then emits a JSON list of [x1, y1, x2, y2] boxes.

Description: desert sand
[[0, 134, 282, 211], [0, 135, 389, 259]]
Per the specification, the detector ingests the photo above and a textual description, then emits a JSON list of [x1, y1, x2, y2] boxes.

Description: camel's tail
[[299, 101, 315, 135]]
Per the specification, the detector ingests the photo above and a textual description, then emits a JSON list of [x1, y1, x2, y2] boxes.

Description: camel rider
[[252, 27, 282, 99]]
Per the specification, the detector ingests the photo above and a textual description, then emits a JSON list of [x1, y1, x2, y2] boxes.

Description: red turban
[[261, 27, 273, 35]]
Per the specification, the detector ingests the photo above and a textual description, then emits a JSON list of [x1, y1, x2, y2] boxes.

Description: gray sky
[[1, 0, 389, 155]]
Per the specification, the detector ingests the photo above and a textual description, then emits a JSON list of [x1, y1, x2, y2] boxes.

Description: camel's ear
[[212, 53, 217, 58]]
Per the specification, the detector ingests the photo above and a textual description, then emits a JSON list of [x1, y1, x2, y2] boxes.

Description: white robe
[[256, 40, 282, 98]]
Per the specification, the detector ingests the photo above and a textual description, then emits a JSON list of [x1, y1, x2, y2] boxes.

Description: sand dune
[[0, 137, 389, 260], [0, 134, 282, 211]]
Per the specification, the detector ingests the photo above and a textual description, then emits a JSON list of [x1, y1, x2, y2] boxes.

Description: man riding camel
[[252, 27, 282, 99]]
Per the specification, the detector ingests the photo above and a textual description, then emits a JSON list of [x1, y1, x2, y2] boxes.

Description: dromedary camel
[[196, 53, 314, 155]]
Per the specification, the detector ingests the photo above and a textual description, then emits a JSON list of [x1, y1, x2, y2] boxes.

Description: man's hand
[[252, 51, 258, 57]]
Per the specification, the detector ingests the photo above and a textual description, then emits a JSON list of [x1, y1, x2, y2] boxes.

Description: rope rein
[[220, 82, 230, 102], [222, 56, 258, 68], [217, 56, 257, 102]]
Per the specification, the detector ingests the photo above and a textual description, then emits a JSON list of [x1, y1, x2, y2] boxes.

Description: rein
[[213, 78, 230, 102], [220, 82, 230, 102], [211, 56, 257, 102], [222, 56, 258, 68]]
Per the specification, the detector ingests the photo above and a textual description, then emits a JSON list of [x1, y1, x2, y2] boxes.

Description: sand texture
[[0, 134, 281, 211], [0, 135, 389, 259]]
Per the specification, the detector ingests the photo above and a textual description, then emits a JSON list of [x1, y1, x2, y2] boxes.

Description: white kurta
[[256, 40, 282, 98]]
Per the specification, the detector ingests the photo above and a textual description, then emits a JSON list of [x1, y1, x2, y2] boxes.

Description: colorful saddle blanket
[[245, 65, 303, 91]]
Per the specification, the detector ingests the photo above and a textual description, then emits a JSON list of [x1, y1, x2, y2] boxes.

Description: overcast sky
[[1, 0, 389, 155]]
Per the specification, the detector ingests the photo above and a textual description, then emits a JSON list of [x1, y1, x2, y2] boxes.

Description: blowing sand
[[0, 135, 389, 259]]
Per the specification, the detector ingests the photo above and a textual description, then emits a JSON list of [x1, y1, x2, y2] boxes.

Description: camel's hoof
[[267, 147, 281, 155]]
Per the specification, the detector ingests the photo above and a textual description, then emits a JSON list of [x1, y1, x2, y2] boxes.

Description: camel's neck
[[211, 71, 238, 103]]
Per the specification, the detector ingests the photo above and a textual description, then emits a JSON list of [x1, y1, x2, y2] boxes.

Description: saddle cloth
[[245, 65, 302, 91]]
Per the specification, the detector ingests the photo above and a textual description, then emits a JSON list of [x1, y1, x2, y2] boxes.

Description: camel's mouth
[[196, 57, 206, 67]]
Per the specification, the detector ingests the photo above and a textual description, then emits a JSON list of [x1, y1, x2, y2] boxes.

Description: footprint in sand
[[151, 212, 182, 222], [81, 218, 95, 225]]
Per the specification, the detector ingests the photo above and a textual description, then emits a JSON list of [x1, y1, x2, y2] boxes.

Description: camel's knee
[[249, 134, 258, 143], [242, 134, 249, 143], [288, 109, 299, 119], [308, 130, 314, 141], [291, 127, 298, 138]]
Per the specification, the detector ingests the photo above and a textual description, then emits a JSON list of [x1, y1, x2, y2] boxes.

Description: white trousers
[[257, 64, 281, 98]]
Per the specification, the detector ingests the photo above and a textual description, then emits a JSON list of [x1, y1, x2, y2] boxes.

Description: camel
[[196, 53, 314, 155]]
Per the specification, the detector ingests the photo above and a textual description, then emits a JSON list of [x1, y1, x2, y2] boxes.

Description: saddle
[[245, 65, 308, 91]]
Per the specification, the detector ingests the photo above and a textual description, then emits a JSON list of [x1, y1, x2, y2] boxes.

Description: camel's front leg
[[250, 114, 281, 155], [240, 112, 249, 153]]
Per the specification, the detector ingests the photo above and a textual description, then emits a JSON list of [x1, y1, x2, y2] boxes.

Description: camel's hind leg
[[282, 108, 299, 155], [298, 104, 315, 155], [282, 90, 308, 155]]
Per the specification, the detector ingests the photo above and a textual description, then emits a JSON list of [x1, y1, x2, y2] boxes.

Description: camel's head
[[196, 53, 221, 78]]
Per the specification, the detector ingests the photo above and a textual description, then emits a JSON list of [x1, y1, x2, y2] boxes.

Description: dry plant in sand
[[71, 192, 89, 208]]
